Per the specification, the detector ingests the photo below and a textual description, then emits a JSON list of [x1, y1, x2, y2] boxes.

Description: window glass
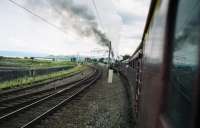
[[165, 0, 200, 127]]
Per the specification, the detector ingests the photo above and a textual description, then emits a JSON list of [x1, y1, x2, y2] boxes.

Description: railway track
[[0, 66, 101, 128], [0, 67, 94, 116]]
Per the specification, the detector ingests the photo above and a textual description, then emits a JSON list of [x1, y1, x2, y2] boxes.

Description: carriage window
[[165, 0, 200, 127]]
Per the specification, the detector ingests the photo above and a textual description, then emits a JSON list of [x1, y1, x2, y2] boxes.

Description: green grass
[[0, 57, 76, 69], [0, 65, 87, 90]]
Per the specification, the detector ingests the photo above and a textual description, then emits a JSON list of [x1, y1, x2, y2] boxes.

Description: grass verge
[[0, 57, 76, 69], [0, 65, 87, 90]]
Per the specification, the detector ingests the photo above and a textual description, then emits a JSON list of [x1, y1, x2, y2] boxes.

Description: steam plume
[[26, 0, 110, 47]]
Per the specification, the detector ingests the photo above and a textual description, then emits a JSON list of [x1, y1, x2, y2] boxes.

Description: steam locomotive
[[119, 0, 200, 128]]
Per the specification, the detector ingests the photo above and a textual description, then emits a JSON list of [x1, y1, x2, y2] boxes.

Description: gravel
[[34, 65, 132, 128]]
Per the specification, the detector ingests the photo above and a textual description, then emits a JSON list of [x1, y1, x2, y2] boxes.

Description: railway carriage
[[121, 0, 200, 128]]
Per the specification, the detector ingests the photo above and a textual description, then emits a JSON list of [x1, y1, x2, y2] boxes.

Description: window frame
[[159, 0, 200, 128]]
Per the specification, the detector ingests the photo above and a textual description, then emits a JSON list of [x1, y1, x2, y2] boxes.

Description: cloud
[[25, 0, 111, 47], [112, 0, 150, 16], [118, 11, 145, 25], [118, 37, 140, 55], [111, 0, 150, 55], [0, 0, 150, 57]]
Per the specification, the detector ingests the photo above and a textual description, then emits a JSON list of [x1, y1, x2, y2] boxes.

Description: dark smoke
[[25, 0, 110, 47], [92, 27, 110, 47]]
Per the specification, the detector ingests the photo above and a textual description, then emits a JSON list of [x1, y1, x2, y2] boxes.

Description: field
[[0, 57, 84, 90], [0, 57, 75, 69], [0, 65, 86, 90]]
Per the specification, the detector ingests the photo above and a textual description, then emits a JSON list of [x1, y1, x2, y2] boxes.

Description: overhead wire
[[90, 0, 114, 57], [8, 0, 114, 57], [90, 0, 106, 33], [7, 0, 71, 36], [8, 0, 114, 56]]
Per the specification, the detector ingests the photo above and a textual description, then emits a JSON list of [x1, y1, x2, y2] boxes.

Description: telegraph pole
[[108, 41, 111, 68], [107, 41, 113, 83]]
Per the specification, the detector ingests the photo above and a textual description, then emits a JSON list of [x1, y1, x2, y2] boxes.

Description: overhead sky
[[0, 0, 150, 57]]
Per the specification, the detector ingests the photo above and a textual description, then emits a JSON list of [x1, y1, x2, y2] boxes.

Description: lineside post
[[107, 41, 113, 83]]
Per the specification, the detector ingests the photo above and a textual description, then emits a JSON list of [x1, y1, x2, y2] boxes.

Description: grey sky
[[0, 0, 150, 57]]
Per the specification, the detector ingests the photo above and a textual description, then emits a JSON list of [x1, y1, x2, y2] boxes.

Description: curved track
[[0, 66, 101, 128], [0, 67, 93, 116]]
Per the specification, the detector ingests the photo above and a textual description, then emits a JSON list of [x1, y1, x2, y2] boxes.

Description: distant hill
[[0, 50, 102, 61], [0, 50, 48, 58]]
